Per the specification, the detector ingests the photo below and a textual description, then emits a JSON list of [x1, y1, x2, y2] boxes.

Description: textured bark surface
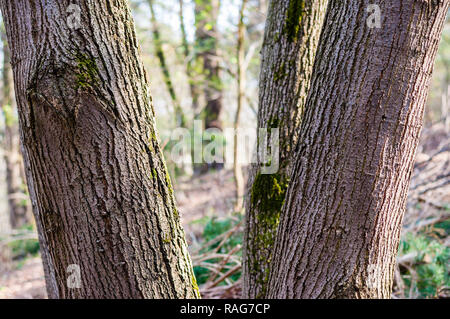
[[268, 0, 449, 299], [1, 0, 200, 299], [243, 0, 328, 298], [1, 27, 31, 229]]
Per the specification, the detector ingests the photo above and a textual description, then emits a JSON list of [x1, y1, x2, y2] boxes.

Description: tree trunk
[[1, 0, 200, 299], [233, 0, 248, 212], [148, 0, 187, 127], [267, 0, 449, 299], [243, 0, 328, 298], [179, 0, 202, 114], [194, 0, 223, 173], [195, 0, 223, 130], [1, 25, 31, 229]]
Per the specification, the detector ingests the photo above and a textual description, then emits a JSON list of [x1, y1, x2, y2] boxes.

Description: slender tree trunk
[[195, 0, 223, 130], [194, 0, 223, 173], [268, 0, 449, 299], [179, 0, 201, 114], [1, 0, 200, 299], [1, 25, 31, 229], [243, 0, 328, 298], [442, 62, 450, 133], [444, 83, 450, 132], [148, 0, 187, 127], [233, 0, 248, 212], [178, 0, 201, 176]]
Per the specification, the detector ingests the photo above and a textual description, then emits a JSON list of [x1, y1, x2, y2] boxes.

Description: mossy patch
[[75, 53, 99, 89], [284, 0, 306, 42], [273, 62, 286, 82], [249, 172, 289, 297], [268, 116, 281, 129], [162, 233, 172, 243], [251, 172, 288, 219], [191, 272, 201, 297], [165, 170, 174, 195]]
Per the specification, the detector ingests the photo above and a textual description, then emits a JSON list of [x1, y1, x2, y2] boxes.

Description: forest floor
[[0, 123, 448, 299], [0, 257, 45, 298]]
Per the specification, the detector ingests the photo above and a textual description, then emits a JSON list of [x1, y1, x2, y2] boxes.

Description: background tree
[[179, 0, 202, 114], [267, 0, 449, 299], [195, 0, 223, 131], [233, 0, 248, 212], [193, 0, 224, 173], [148, 0, 187, 127], [433, 18, 450, 132], [0, 0, 200, 298], [1, 25, 31, 229], [243, 0, 329, 298]]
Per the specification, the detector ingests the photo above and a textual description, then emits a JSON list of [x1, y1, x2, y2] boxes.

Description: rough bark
[[194, 0, 223, 130], [148, 0, 187, 127], [1, 25, 31, 229], [243, 0, 328, 298], [267, 0, 449, 299], [1, 0, 200, 299]]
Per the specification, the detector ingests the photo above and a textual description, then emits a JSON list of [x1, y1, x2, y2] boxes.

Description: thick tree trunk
[[243, 0, 328, 298], [195, 0, 223, 130], [1, 26, 31, 229], [1, 0, 200, 299], [267, 0, 449, 299]]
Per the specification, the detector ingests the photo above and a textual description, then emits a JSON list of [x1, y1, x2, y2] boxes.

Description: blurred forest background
[[0, 0, 448, 299]]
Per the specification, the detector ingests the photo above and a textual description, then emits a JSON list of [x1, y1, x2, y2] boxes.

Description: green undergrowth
[[5, 224, 40, 264], [397, 220, 449, 298], [192, 214, 243, 286]]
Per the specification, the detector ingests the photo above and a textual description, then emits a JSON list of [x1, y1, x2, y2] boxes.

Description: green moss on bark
[[273, 62, 286, 82], [249, 172, 289, 298], [191, 272, 201, 297], [165, 170, 174, 195], [251, 173, 288, 215], [75, 53, 99, 89], [268, 116, 281, 129], [284, 0, 306, 42]]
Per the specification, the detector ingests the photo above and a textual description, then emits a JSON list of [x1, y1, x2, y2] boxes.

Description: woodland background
[[0, 0, 448, 299]]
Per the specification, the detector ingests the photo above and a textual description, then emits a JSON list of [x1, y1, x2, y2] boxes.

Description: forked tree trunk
[[1, 26, 31, 229], [1, 0, 200, 299], [243, 0, 328, 298], [267, 0, 449, 299]]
